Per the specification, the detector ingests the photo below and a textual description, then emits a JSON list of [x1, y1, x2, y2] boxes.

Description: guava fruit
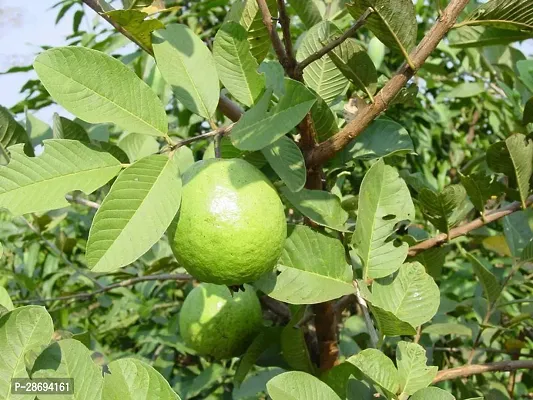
[[179, 283, 263, 359], [169, 158, 286, 285]]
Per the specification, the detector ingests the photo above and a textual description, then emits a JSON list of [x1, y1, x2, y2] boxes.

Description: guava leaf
[[368, 304, 416, 336], [352, 160, 415, 279], [103, 358, 181, 399], [310, 93, 339, 142], [456, 0, 533, 32], [467, 253, 501, 304], [32, 339, 104, 400], [280, 187, 348, 231], [153, 24, 219, 119], [371, 262, 440, 328], [52, 113, 90, 142], [0, 105, 32, 158], [106, 9, 164, 52], [213, 22, 265, 107], [396, 341, 438, 396], [34, 47, 168, 137], [267, 371, 341, 400], [422, 323, 472, 337], [226, 0, 277, 63], [0, 287, 13, 311], [0, 306, 54, 400], [295, 21, 349, 105], [87, 154, 182, 273], [255, 225, 354, 304], [459, 172, 503, 216], [118, 132, 160, 162], [230, 79, 316, 151], [0, 140, 122, 216], [418, 185, 467, 235], [289, 0, 323, 28], [347, 349, 400, 397], [262, 136, 306, 192], [281, 307, 315, 374], [503, 210, 533, 257], [410, 387, 456, 400]]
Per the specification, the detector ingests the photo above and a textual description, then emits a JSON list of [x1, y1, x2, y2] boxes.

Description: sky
[[0, 0, 532, 124]]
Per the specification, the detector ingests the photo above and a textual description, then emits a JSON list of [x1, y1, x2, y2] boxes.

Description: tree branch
[[433, 360, 533, 383], [256, 0, 289, 70], [296, 7, 373, 74], [13, 273, 192, 304], [306, 0, 470, 167], [65, 195, 100, 209], [409, 195, 533, 256], [80, 0, 244, 123], [276, 0, 297, 74], [170, 123, 235, 150]]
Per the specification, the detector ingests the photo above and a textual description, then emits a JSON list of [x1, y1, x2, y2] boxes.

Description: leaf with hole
[[87, 154, 181, 273], [353, 160, 415, 279], [34, 47, 168, 137], [153, 24, 219, 119], [255, 225, 354, 304], [0, 139, 121, 216]]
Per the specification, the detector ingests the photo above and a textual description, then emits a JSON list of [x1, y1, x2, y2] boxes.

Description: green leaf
[[281, 307, 315, 374], [226, 0, 278, 63], [230, 79, 316, 151], [289, 0, 323, 28], [422, 323, 472, 337], [321, 363, 364, 399], [87, 154, 182, 273], [411, 246, 449, 279], [267, 371, 341, 400], [347, 0, 417, 59], [0, 287, 13, 311], [280, 187, 348, 231], [262, 136, 306, 192], [446, 82, 485, 98], [503, 210, 533, 257], [52, 113, 90, 142], [118, 132, 160, 162], [341, 119, 414, 162], [459, 172, 503, 216], [255, 225, 354, 304], [32, 339, 103, 400], [457, 0, 533, 32], [368, 304, 417, 336], [310, 93, 339, 142], [329, 38, 378, 99], [295, 21, 349, 104], [449, 26, 533, 48], [106, 9, 164, 52], [372, 262, 440, 328], [396, 341, 438, 396], [411, 388, 455, 400], [103, 358, 180, 399], [347, 349, 400, 396], [467, 253, 501, 304], [26, 111, 52, 147], [34, 47, 168, 137], [487, 134, 533, 208], [517, 60, 533, 92], [353, 160, 415, 279], [0, 140, 122, 216], [524, 98, 533, 125], [259, 60, 286, 97], [0, 105, 31, 157], [0, 306, 54, 400], [418, 185, 467, 235], [368, 36, 386, 69], [153, 24, 219, 119], [213, 22, 266, 107], [235, 327, 283, 386]]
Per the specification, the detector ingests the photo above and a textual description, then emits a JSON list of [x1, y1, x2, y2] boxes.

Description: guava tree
[[1, 0, 533, 399]]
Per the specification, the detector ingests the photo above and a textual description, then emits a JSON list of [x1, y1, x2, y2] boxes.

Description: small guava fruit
[[169, 158, 286, 285], [179, 283, 263, 359]]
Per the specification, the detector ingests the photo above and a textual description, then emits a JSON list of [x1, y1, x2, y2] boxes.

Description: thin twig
[[276, 0, 297, 75], [170, 124, 234, 151], [433, 360, 533, 383], [256, 0, 289, 69], [65, 195, 100, 210], [21, 217, 104, 289], [354, 281, 379, 348], [409, 195, 533, 256], [306, 0, 471, 167], [13, 273, 192, 304], [433, 347, 533, 356], [296, 7, 373, 74]]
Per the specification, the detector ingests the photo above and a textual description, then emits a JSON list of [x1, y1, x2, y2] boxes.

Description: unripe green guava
[[179, 283, 263, 359], [169, 158, 286, 285]]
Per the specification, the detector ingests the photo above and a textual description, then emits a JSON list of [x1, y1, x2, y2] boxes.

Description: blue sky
[[1, 0, 532, 124]]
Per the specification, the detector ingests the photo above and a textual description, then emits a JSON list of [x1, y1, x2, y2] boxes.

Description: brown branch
[[276, 0, 297, 75], [171, 123, 235, 150], [13, 273, 192, 304], [409, 195, 533, 256], [306, 0, 470, 167], [433, 360, 533, 383], [81, 0, 244, 123], [256, 0, 289, 70], [296, 7, 373, 74]]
